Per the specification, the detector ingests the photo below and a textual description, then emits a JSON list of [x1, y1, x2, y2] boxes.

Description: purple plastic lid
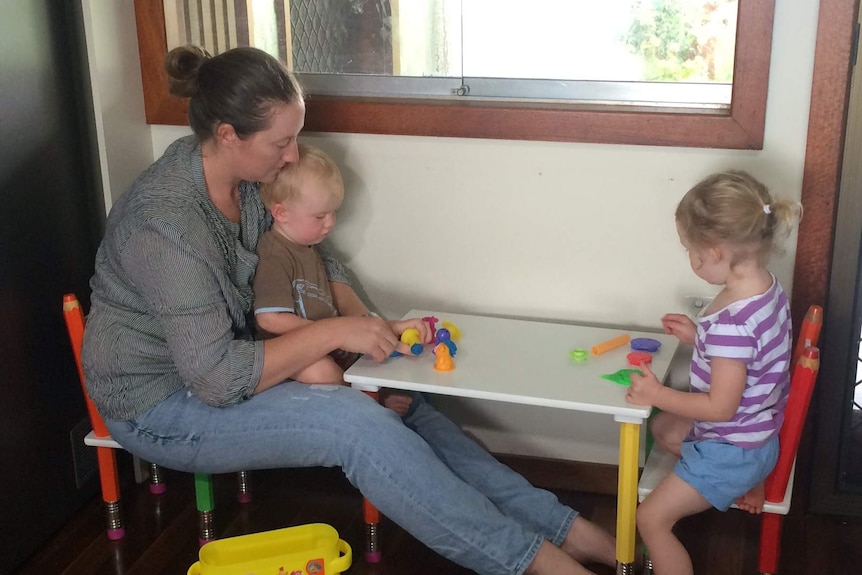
[[630, 337, 661, 352]]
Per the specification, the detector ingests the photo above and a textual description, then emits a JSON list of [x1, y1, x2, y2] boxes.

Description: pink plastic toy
[[421, 316, 439, 341]]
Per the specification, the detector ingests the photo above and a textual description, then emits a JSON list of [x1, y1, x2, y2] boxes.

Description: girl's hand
[[660, 313, 697, 346], [625, 362, 664, 406]]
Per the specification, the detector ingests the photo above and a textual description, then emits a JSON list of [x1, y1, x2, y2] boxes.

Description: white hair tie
[[763, 204, 772, 215]]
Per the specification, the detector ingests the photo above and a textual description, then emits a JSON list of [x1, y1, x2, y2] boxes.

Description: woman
[[82, 45, 615, 575]]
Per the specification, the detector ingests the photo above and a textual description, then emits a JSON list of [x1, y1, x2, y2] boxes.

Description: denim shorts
[[673, 435, 779, 511]]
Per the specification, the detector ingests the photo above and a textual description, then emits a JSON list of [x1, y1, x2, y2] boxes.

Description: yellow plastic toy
[[187, 523, 352, 575], [400, 328, 424, 355], [440, 320, 462, 342]]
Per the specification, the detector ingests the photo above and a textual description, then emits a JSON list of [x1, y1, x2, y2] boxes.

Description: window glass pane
[[462, 0, 737, 84], [162, 0, 737, 106], [397, 0, 462, 77]]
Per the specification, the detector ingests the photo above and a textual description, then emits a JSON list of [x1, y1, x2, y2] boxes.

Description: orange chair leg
[[758, 513, 783, 575], [96, 447, 124, 540]]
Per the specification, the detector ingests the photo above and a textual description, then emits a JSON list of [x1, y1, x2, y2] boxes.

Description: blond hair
[[260, 144, 344, 209], [675, 170, 802, 265]]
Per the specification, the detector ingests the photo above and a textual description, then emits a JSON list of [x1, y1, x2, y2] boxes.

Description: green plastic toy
[[601, 368, 643, 386], [569, 348, 589, 362]]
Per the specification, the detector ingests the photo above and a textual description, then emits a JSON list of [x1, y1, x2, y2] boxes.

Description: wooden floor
[[15, 462, 862, 575]]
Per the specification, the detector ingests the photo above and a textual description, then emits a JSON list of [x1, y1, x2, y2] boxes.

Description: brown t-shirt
[[253, 230, 337, 340]]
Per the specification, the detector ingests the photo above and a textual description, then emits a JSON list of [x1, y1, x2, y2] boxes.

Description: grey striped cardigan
[[82, 136, 348, 420]]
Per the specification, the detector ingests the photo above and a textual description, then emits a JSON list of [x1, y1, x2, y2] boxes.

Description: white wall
[[89, 0, 820, 465], [81, 0, 153, 213]]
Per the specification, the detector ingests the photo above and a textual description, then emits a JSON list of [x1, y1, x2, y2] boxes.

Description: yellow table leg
[[616, 421, 640, 574]]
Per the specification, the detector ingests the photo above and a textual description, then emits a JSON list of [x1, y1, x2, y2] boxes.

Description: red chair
[[637, 305, 822, 575], [63, 294, 251, 543], [792, 305, 822, 366], [755, 345, 819, 574]]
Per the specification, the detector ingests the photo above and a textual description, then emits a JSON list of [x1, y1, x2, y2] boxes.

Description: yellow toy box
[[187, 523, 352, 575]]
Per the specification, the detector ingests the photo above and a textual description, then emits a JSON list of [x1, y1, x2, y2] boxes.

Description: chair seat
[[84, 430, 123, 450], [637, 445, 794, 515]]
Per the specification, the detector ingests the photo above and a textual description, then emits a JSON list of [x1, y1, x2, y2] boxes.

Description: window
[[135, 0, 774, 148]]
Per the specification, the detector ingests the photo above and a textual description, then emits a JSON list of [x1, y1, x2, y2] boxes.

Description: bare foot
[[735, 481, 765, 514], [560, 516, 616, 568], [380, 389, 413, 417]]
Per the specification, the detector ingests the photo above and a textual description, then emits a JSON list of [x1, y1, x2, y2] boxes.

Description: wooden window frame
[[134, 0, 774, 149]]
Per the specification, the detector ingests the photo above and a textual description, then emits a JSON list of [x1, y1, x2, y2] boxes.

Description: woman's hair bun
[[165, 45, 211, 98]]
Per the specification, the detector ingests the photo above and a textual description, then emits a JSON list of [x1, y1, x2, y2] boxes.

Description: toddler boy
[[253, 144, 411, 415]]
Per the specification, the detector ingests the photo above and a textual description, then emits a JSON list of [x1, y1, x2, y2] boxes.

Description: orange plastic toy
[[591, 334, 631, 356], [433, 343, 455, 371]]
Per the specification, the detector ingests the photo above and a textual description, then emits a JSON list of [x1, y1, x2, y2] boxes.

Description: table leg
[[362, 390, 382, 563], [616, 421, 640, 575]]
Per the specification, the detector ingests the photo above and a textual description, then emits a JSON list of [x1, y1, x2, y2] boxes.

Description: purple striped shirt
[[688, 276, 791, 448]]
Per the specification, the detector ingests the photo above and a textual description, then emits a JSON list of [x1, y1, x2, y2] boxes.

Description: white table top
[[344, 310, 681, 423]]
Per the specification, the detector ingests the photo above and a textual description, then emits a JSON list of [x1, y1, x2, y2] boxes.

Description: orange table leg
[[362, 390, 382, 563]]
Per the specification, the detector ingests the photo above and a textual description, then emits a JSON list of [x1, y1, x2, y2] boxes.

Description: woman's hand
[[625, 362, 664, 406], [661, 313, 697, 346]]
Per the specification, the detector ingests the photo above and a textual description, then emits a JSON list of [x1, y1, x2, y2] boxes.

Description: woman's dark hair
[[165, 45, 303, 140]]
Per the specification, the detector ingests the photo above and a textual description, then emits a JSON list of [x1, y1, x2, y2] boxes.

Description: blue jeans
[[105, 382, 576, 575]]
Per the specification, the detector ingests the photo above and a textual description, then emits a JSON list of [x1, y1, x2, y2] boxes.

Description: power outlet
[[684, 295, 713, 316]]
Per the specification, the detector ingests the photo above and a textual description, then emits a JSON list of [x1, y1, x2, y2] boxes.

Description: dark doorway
[[0, 0, 104, 569]]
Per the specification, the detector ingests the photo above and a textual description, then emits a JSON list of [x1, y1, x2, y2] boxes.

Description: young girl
[[625, 170, 802, 575]]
